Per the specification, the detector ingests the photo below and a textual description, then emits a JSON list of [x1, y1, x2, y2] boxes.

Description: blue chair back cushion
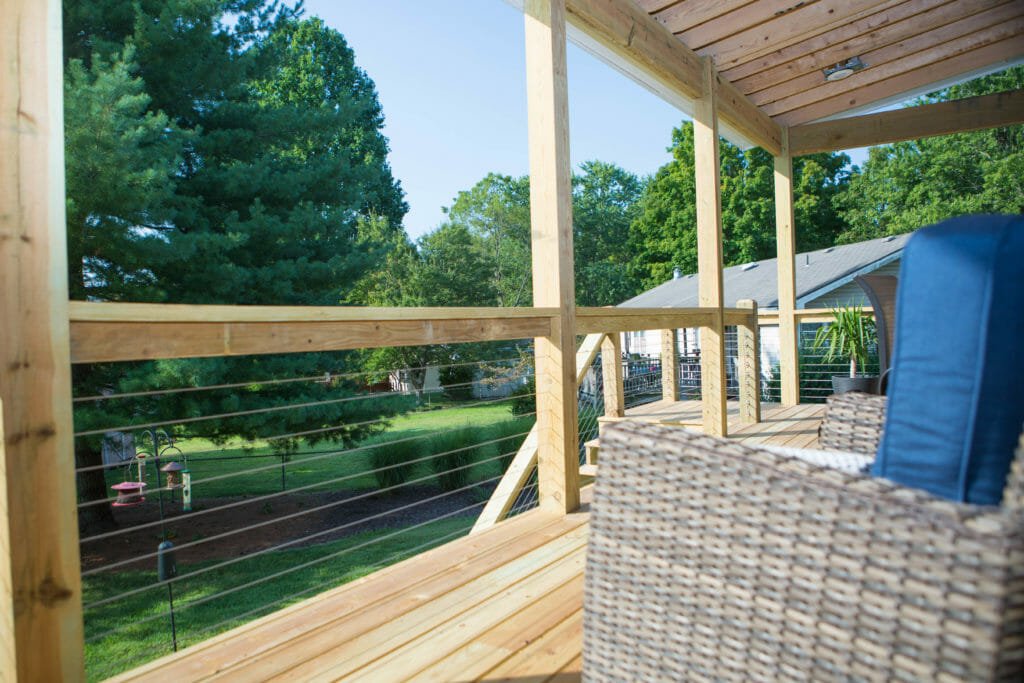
[[872, 215, 1024, 505]]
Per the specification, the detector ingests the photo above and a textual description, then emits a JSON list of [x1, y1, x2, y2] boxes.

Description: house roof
[[620, 232, 910, 310]]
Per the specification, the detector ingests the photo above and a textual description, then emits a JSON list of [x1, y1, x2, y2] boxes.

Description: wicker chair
[[583, 413, 1024, 681]]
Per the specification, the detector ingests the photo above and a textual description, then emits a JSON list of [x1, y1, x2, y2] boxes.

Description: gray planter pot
[[831, 375, 878, 394]]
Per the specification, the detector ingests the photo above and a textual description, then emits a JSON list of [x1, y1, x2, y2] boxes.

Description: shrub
[[369, 438, 425, 491], [429, 427, 497, 492], [510, 376, 535, 416]]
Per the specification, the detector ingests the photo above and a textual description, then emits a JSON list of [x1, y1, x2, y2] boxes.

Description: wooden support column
[[524, 0, 579, 514], [660, 329, 678, 402], [694, 58, 728, 437], [774, 128, 800, 407], [601, 335, 624, 419], [1, 1, 85, 679], [736, 300, 761, 425]]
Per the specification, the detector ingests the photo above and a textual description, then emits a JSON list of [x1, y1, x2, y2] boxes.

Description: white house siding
[[804, 260, 902, 309]]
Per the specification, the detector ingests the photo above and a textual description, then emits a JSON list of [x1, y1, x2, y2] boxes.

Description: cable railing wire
[[73, 388, 534, 475], [84, 471, 506, 636], [80, 426, 532, 548], [74, 356, 528, 403], [76, 405, 535, 513]]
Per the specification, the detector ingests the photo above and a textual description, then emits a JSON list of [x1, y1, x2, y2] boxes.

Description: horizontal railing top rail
[[757, 306, 875, 325], [68, 302, 757, 364]]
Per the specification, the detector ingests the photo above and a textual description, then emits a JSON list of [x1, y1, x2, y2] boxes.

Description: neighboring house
[[617, 233, 909, 381]]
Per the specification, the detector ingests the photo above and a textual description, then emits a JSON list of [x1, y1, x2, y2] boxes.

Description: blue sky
[[306, 1, 867, 240]]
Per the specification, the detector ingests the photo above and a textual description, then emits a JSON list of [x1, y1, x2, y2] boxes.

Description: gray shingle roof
[[620, 233, 910, 310]]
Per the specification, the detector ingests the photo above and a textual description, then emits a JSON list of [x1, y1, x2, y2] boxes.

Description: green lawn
[[83, 515, 476, 681]]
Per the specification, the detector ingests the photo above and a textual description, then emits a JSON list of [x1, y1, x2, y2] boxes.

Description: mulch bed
[[79, 485, 490, 573]]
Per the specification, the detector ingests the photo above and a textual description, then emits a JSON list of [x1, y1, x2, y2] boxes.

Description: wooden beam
[[694, 58, 728, 437], [525, 0, 579, 515], [0, 0, 84, 679], [69, 317, 553, 364], [660, 329, 679, 402], [736, 299, 761, 425], [563, 0, 782, 153], [774, 129, 800, 407], [600, 335, 624, 418], [68, 301, 558, 323], [574, 307, 713, 333], [776, 36, 1024, 126], [789, 89, 1024, 154], [0, 399, 13, 678]]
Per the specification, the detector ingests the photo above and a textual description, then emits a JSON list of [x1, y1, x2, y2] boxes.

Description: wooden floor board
[[111, 404, 830, 683]]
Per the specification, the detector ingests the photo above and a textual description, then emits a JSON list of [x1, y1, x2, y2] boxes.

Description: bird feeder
[[111, 481, 147, 507], [161, 461, 186, 490]]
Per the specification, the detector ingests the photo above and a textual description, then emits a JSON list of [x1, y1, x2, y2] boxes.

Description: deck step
[[579, 464, 598, 477], [583, 439, 600, 466]]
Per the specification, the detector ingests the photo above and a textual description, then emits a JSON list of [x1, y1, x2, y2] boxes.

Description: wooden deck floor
[[112, 402, 824, 683]]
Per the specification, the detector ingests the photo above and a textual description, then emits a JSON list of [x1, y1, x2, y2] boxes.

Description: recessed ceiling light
[[823, 56, 866, 82]]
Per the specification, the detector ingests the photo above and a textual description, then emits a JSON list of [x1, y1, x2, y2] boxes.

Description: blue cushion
[[872, 215, 1024, 505]]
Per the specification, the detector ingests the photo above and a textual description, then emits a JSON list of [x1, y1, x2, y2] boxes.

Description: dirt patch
[[79, 485, 491, 573]]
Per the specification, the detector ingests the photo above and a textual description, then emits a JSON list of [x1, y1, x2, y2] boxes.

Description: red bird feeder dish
[[111, 481, 147, 507], [161, 461, 186, 490]]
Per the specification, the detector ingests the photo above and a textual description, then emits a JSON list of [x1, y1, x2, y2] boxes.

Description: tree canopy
[[836, 67, 1024, 243], [628, 122, 851, 289]]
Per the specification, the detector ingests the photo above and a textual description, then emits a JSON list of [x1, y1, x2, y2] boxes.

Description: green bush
[[429, 427, 497, 491], [369, 438, 425, 491], [483, 417, 533, 472]]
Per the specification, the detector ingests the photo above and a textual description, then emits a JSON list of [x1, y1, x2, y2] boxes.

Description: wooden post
[[694, 58, 728, 437], [1, 0, 85, 679], [736, 300, 762, 425], [524, 0, 579, 514], [660, 329, 678, 402], [601, 334, 624, 418], [774, 128, 800, 407]]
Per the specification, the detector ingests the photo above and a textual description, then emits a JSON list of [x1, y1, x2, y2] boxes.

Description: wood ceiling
[[635, 0, 1024, 125]]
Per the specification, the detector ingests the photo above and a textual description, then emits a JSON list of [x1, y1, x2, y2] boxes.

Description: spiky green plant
[[811, 306, 877, 377]]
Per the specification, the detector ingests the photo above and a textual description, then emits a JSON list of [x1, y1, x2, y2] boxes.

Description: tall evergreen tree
[[65, 2, 409, 530]]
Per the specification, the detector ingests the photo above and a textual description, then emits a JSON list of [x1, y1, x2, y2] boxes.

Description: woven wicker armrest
[[584, 421, 1024, 682], [818, 391, 888, 455]]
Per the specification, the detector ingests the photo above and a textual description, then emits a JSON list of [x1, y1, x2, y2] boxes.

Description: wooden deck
[[112, 402, 824, 683]]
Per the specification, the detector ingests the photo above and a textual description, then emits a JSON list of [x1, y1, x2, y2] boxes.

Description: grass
[[107, 401, 532, 500], [83, 515, 476, 681]]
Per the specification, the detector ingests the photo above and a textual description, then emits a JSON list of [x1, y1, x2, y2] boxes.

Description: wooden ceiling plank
[[564, 0, 782, 153], [776, 37, 1024, 125], [699, 0, 896, 72], [788, 89, 1024, 153], [653, 0, 756, 36], [634, 0, 681, 13], [676, 0, 817, 51], [761, 13, 1024, 115], [722, 0, 926, 82], [735, 0, 991, 95], [752, 2, 1021, 106]]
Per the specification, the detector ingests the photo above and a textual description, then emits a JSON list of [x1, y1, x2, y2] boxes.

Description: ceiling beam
[[788, 89, 1024, 154], [563, 0, 782, 153]]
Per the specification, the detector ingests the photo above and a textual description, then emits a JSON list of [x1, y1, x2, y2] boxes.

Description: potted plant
[[811, 305, 878, 394]]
